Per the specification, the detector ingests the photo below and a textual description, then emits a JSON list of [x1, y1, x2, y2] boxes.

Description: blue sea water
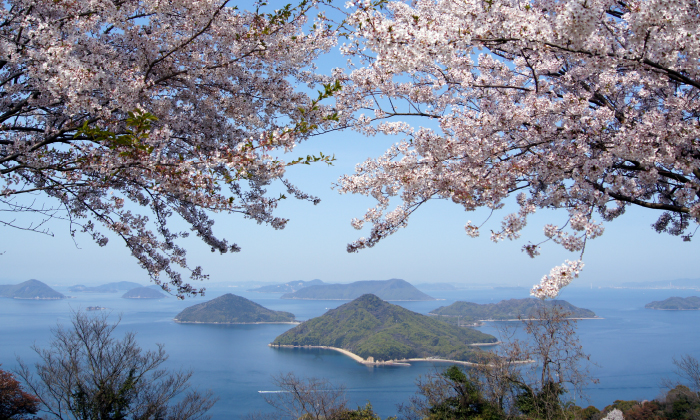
[[0, 286, 699, 418]]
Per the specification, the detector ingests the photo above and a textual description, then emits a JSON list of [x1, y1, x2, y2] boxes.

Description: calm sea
[[1, 286, 698, 418]]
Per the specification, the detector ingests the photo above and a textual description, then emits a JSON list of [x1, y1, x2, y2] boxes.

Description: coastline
[[431, 314, 604, 322], [269, 344, 524, 367], [175, 319, 299, 325]]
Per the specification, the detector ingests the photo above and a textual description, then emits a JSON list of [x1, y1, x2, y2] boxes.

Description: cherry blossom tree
[[334, 0, 700, 297], [0, 0, 336, 297]]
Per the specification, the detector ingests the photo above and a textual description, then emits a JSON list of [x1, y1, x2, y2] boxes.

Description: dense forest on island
[[174, 294, 296, 324], [645, 297, 700, 310], [272, 294, 496, 362], [430, 299, 597, 324]]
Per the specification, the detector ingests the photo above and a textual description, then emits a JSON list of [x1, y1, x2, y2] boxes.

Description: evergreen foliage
[[174, 294, 295, 324], [272, 294, 496, 362], [430, 299, 596, 323], [645, 297, 700, 310]]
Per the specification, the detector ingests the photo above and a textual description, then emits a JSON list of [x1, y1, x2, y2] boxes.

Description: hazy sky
[[2, 3, 698, 291]]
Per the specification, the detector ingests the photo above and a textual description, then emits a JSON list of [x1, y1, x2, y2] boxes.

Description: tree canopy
[[334, 0, 700, 297], [2, 0, 699, 297], [0, 0, 335, 298]]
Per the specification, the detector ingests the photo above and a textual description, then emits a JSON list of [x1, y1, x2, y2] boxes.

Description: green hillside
[[248, 279, 325, 293], [645, 296, 700, 310], [271, 294, 496, 362], [0, 279, 65, 299], [429, 298, 596, 322], [280, 279, 435, 301], [121, 287, 166, 299], [174, 294, 295, 323]]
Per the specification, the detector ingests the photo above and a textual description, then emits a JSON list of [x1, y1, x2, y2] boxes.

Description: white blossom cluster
[[334, 0, 700, 296], [0, 0, 335, 298]]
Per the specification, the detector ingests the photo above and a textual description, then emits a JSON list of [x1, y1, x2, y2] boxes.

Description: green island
[[645, 296, 700, 310], [280, 278, 436, 301], [0, 279, 65, 299], [174, 293, 296, 324], [271, 294, 497, 364], [70, 281, 143, 293], [429, 298, 597, 323], [247, 279, 325, 293], [121, 287, 166, 299]]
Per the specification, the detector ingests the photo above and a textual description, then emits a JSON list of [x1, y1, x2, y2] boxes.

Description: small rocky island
[[0, 279, 65, 299], [429, 298, 597, 323], [645, 296, 700, 310], [174, 293, 296, 324], [271, 294, 496, 364], [280, 278, 436, 301], [122, 287, 166, 299]]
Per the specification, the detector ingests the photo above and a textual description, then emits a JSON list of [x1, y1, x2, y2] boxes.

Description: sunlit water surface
[[1, 286, 698, 418]]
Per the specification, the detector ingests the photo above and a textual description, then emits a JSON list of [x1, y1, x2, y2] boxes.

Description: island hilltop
[[174, 293, 296, 324], [430, 298, 597, 324], [271, 294, 496, 365], [645, 296, 700, 310], [280, 278, 435, 301], [0, 279, 65, 300], [122, 287, 166, 299]]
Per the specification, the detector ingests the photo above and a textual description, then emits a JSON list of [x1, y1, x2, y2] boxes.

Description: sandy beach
[[268, 344, 528, 367]]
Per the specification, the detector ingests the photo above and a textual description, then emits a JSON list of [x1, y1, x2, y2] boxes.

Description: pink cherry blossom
[[334, 0, 700, 297]]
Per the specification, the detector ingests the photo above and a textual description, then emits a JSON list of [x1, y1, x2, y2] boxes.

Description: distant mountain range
[[0, 279, 65, 299], [271, 294, 496, 363], [429, 298, 597, 322], [122, 287, 166, 299], [174, 294, 295, 324], [247, 279, 325, 293], [618, 278, 700, 290], [645, 296, 700, 310], [280, 279, 435, 301], [69, 281, 143, 293]]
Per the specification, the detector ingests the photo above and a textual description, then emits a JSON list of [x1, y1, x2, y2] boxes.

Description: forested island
[[429, 298, 597, 323], [70, 281, 143, 293], [271, 294, 496, 364], [174, 293, 296, 324], [645, 296, 700, 310], [280, 279, 435, 301], [121, 287, 166, 299], [247, 279, 325, 293], [0, 279, 65, 299]]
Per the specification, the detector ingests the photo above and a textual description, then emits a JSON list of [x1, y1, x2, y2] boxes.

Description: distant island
[[271, 294, 496, 365], [617, 278, 700, 290], [70, 281, 143, 293], [645, 296, 700, 310], [248, 279, 325, 293], [429, 298, 597, 323], [174, 294, 296, 324], [122, 287, 166, 299], [414, 283, 459, 291], [280, 279, 436, 301], [0, 279, 65, 300]]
